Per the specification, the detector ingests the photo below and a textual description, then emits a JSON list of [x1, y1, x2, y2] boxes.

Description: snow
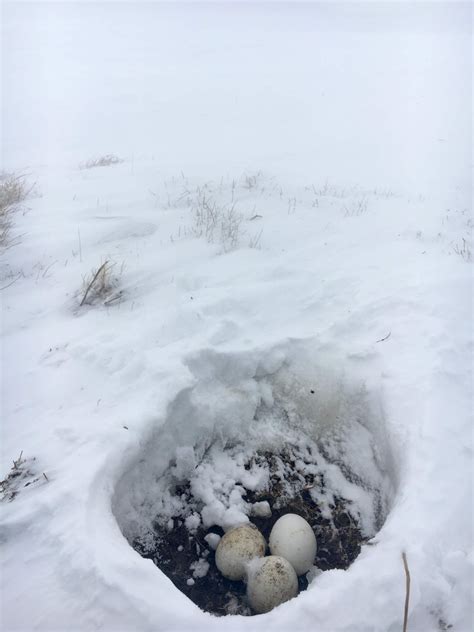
[[174, 446, 197, 481], [185, 512, 201, 533], [190, 559, 210, 580], [115, 375, 391, 543], [204, 533, 221, 551], [251, 501, 272, 519], [1, 1, 472, 631]]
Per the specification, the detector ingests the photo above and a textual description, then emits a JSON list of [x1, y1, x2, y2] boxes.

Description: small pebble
[[186, 578, 195, 586], [177, 545, 184, 552]]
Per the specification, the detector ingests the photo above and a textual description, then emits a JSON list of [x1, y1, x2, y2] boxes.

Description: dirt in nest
[[132, 448, 367, 616]]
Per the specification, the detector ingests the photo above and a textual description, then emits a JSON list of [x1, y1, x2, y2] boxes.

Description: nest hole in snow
[[113, 344, 397, 616]]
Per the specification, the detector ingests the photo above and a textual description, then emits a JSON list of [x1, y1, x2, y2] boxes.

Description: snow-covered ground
[[1, 2, 472, 631]]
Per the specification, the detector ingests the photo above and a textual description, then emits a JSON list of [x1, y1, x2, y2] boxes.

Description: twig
[[104, 291, 123, 306], [376, 331, 391, 343], [42, 260, 58, 278], [402, 551, 410, 632], [13, 451, 23, 468], [2, 234, 26, 251], [0, 273, 22, 291], [43, 472, 49, 482], [80, 260, 109, 306], [249, 228, 263, 249], [250, 214, 263, 221]]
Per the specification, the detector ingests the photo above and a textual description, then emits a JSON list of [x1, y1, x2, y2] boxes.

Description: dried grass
[[79, 154, 123, 170], [188, 189, 244, 252], [80, 259, 123, 307], [0, 173, 32, 248]]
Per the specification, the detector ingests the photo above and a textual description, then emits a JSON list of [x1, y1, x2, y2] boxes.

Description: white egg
[[215, 523, 266, 580], [246, 555, 298, 613], [269, 513, 317, 575]]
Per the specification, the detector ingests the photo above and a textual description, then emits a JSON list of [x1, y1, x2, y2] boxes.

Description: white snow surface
[[1, 2, 472, 632]]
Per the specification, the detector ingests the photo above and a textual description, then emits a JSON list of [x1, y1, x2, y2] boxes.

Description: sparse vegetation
[[1, 452, 47, 502], [248, 229, 263, 249], [165, 181, 246, 252], [452, 237, 472, 262], [80, 259, 123, 307], [79, 154, 123, 170], [189, 190, 243, 252], [313, 180, 351, 199], [241, 171, 263, 191], [0, 173, 32, 248], [402, 552, 411, 632], [343, 197, 369, 217], [163, 175, 272, 252], [287, 197, 297, 215]]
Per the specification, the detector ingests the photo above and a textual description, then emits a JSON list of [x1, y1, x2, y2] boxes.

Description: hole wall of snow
[[112, 339, 398, 596]]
